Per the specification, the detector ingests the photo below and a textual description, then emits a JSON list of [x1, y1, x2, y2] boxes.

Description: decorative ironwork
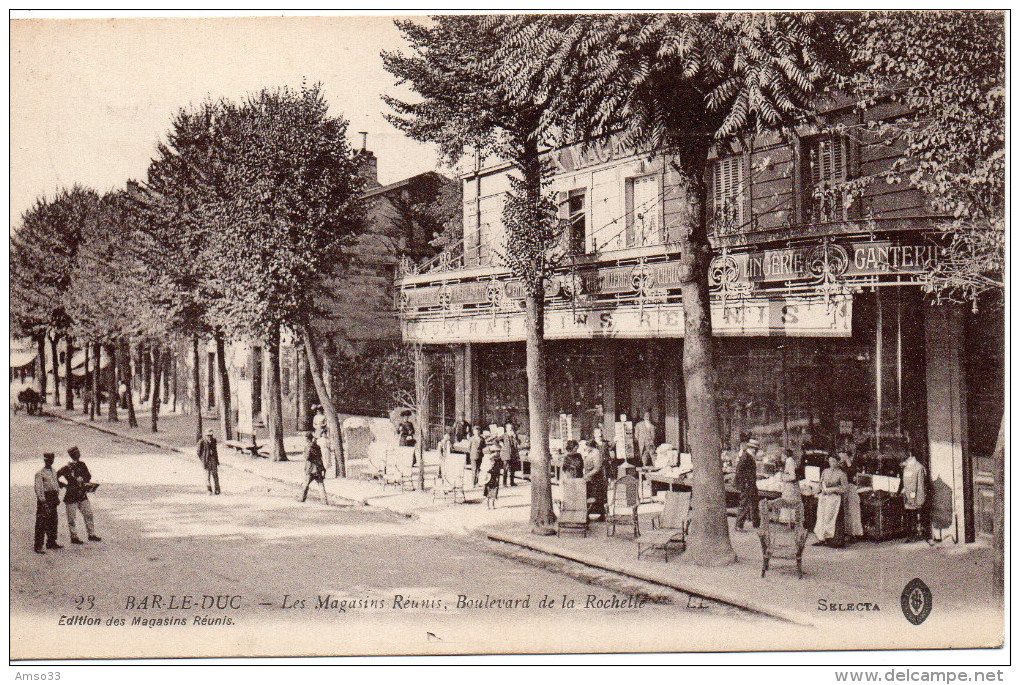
[[806, 239, 855, 311], [709, 249, 753, 306]]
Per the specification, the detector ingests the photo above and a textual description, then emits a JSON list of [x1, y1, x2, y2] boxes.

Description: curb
[[484, 528, 817, 627]]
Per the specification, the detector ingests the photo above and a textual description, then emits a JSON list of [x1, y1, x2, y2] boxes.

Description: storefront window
[[715, 288, 927, 470]]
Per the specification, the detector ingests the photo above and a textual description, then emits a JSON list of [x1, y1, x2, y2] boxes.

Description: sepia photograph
[[8, 9, 1007, 669]]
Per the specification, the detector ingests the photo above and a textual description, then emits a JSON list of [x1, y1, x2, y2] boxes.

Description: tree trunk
[[83, 344, 91, 417], [170, 352, 177, 411], [122, 340, 138, 428], [192, 336, 203, 441], [671, 152, 736, 566], [215, 330, 234, 442], [150, 345, 163, 433], [266, 324, 287, 462], [64, 336, 74, 410], [36, 333, 47, 400], [296, 346, 311, 432], [301, 324, 344, 477], [141, 342, 151, 403], [50, 334, 60, 406], [526, 291, 556, 534], [91, 343, 101, 420], [107, 344, 119, 422], [413, 347, 430, 491], [992, 412, 1005, 595]]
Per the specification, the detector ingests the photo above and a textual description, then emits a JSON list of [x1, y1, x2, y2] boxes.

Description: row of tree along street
[[11, 84, 363, 470], [11, 13, 1003, 570]]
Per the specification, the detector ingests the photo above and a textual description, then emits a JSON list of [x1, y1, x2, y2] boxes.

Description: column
[[601, 342, 616, 440], [663, 339, 682, 450], [924, 304, 970, 543]]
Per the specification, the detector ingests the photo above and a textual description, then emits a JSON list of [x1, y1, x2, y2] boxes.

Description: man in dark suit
[[734, 438, 762, 531], [198, 428, 220, 495], [57, 446, 101, 544]]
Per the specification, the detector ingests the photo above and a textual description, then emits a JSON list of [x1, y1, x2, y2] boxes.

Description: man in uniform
[[198, 428, 220, 495], [57, 446, 101, 544], [34, 453, 62, 554]]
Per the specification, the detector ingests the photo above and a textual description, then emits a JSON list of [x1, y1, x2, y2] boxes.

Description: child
[[482, 438, 504, 509]]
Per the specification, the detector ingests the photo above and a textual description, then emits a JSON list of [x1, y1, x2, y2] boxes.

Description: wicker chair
[[758, 497, 808, 579], [637, 490, 692, 561], [607, 474, 641, 538]]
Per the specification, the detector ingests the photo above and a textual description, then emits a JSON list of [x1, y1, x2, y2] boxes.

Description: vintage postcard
[[9, 12, 1006, 662]]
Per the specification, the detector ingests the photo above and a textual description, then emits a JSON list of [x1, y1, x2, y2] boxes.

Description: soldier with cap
[[57, 446, 101, 544], [198, 427, 220, 495], [33, 453, 62, 554]]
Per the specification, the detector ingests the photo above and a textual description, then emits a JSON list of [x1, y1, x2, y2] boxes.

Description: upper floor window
[[804, 135, 850, 223], [566, 189, 586, 255], [626, 174, 662, 248], [711, 155, 744, 234]]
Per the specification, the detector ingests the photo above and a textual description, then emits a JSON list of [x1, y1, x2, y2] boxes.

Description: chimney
[[355, 131, 380, 188]]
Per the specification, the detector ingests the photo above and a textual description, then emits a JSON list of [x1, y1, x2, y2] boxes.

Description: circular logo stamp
[[900, 578, 933, 625]]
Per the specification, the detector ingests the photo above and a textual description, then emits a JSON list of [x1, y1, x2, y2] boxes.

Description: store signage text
[[403, 297, 852, 344]]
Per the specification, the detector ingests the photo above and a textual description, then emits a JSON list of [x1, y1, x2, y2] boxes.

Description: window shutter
[[712, 156, 743, 228]]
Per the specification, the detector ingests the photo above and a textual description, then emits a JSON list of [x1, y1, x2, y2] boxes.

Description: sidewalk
[[42, 403, 1003, 638]]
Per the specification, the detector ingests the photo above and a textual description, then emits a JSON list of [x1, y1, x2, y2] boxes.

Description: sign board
[[615, 420, 634, 462], [403, 295, 852, 344], [558, 413, 574, 442], [236, 378, 253, 437]]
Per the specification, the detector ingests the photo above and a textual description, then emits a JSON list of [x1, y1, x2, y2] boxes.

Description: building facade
[[395, 104, 1004, 544]]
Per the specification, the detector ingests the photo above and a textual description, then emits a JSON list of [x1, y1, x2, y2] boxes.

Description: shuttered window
[[626, 174, 662, 247], [711, 155, 744, 232], [805, 136, 849, 223]]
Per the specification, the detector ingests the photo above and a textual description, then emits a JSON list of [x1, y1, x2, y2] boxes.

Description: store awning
[[70, 349, 110, 376], [10, 349, 38, 368]]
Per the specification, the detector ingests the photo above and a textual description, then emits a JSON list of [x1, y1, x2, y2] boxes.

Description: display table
[[860, 490, 905, 541]]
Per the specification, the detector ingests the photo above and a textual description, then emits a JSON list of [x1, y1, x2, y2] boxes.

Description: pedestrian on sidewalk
[[900, 453, 928, 542], [468, 425, 485, 486], [198, 428, 221, 495], [298, 431, 328, 505], [635, 410, 657, 467], [501, 422, 521, 487], [582, 438, 607, 522], [734, 438, 762, 531], [57, 446, 101, 544], [33, 453, 62, 554]]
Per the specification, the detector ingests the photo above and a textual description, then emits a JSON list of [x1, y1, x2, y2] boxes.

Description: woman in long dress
[[838, 452, 864, 540], [581, 439, 607, 521], [814, 455, 848, 546], [779, 449, 803, 523]]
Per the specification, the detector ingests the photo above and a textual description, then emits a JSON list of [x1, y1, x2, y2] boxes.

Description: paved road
[[10, 412, 772, 659]]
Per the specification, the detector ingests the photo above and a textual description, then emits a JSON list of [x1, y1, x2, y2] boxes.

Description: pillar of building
[[923, 304, 971, 543], [454, 343, 478, 426], [662, 339, 683, 450], [601, 342, 616, 440]]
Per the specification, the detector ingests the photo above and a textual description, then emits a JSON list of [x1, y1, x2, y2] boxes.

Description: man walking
[[33, 453, 62, 554], [198, 428, 220, 495], [298, 431, 328, 505], [734, 438, 762, 531], [57, 446, 101, 544]]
